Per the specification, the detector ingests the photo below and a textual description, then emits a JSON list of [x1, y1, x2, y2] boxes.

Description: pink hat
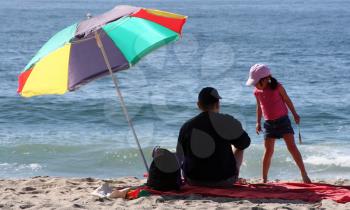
[[246, 64, 271, 86]]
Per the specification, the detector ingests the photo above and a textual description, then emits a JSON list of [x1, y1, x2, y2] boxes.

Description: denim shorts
[[263, 115, 294, 139]]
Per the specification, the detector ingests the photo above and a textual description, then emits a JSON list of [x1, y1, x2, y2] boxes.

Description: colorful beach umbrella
[[17, 5, 187, 171]]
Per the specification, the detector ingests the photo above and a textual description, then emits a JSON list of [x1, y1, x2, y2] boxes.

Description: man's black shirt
[[176, 111, 251, 182]]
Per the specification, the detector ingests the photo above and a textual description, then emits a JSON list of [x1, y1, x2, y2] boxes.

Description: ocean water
[[0, 0, 349, 180]]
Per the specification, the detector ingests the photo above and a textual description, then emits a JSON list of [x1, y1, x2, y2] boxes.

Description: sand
[[0, 176, 349, 210]]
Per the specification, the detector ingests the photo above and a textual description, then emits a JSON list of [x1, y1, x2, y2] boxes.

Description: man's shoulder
[[180, 113, 201, 131], [209, 112, 244, 140], [210, 112, 237, 122], [181, 112, 240, 127]]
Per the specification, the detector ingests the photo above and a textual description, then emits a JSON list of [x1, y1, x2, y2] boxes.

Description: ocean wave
[[0, 163, 43, 175], [304, 155, 350, 168], [0, 143, 349, 179]]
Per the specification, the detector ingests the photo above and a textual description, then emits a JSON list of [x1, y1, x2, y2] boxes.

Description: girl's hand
[[293, 114, 301, 124], [256, 123, 262, 134]]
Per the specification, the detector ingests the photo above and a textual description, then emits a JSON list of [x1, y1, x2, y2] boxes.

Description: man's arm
[[176, 125, 185, 167], [223, 116, 251, 150], [231, 131, 251, 150]]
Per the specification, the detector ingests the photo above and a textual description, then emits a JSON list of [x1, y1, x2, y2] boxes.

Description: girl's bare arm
[[278, 85, 300, 124], [256, 96, 262, 124], [256, 96, 263, 134]]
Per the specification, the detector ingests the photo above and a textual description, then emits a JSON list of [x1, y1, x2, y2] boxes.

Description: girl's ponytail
[[269, 77, 278, 90]]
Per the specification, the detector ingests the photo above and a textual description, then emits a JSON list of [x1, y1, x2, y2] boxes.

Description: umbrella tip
[[86, 13, 92, 19]]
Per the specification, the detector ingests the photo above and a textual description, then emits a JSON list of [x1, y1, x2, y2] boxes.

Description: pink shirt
[[254, 84, 288, 120]]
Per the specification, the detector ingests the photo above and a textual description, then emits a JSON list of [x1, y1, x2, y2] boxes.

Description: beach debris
[[22, 187, 36, 191], [83, 177, 95, 182], [91, 182, 113, 198], [73, 203, 85, 208], [19, 203, 34, 209]]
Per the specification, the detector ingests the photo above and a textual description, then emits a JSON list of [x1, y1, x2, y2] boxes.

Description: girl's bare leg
[[283, 134, 311, 183], [262, 138, 275, 183]]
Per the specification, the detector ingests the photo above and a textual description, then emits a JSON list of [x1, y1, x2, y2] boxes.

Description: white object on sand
[[91, 183, 113, 198]]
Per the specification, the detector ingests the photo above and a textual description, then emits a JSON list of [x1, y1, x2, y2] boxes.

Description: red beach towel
[[141, 182, 350, 203]]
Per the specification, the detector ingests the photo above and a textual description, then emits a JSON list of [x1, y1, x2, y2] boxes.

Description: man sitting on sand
[[176, 87, 251, 187]]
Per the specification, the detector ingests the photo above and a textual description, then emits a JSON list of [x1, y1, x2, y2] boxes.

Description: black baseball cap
[[198, 87, 222, 105]]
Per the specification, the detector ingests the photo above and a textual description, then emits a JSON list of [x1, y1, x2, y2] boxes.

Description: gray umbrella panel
[[75, 5, 140, 38], [68, 29, 129, 91], [69, 5, 141, 90]]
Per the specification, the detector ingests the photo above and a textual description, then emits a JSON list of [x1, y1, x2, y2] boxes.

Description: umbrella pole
[[95, 32, 149, 172]]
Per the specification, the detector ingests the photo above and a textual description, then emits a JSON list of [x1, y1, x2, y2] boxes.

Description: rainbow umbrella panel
[[18, 5, 187, 97]]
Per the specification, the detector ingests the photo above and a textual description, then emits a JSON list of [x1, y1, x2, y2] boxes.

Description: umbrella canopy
[[17, 5, 187, 172], [18, 5, 187, 97]]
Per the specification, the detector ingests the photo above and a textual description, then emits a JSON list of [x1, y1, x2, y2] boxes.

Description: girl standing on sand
[[246, 64, 311, 183]]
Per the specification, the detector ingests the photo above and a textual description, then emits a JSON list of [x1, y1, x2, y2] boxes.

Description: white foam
[[0, 162, 43, 172], [304, 155, 350, 168], [19, 163, 42, 171], [301, 144, 350, 168]]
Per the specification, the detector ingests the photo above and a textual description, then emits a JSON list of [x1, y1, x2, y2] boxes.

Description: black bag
[[146, 147, 182, 191]]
